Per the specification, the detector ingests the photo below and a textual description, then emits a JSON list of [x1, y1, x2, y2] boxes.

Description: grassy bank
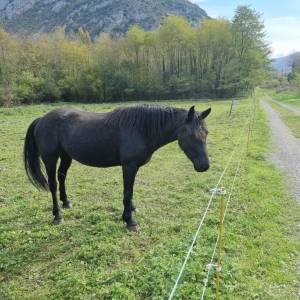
[[268, 89, 300, 108], [0, 98, 299, 299], [264, 94, 300, 138]]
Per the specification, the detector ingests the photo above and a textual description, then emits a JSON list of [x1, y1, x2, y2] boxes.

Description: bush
[[15, 71, 44, 104], [0, 85, 15, 107]]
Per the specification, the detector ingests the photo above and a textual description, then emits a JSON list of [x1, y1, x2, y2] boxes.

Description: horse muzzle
[[193, 161, 210, 172]]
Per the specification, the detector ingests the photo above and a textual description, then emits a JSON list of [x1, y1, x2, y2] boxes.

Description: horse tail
[[23, 118, 48, 190]]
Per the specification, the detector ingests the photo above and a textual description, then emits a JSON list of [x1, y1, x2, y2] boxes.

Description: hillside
[[0, 0, 209, 38], [272, 52, 300, 73]]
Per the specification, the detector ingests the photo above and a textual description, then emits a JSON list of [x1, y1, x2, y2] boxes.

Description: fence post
[[228, 100, 234, 117]]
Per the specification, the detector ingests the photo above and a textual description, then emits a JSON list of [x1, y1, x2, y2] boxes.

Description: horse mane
[[104, 104, 186, 138]]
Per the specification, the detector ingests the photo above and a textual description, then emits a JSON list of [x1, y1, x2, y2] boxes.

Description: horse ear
[[187, 106, 195, 123], [200, 107, 211, 119]]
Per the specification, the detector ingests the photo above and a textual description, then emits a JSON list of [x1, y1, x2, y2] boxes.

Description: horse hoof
[[127, 224, 138, 232], [63, 202, 72, 209], [126, 218, 138, 231], [53, 218, 63, 225]]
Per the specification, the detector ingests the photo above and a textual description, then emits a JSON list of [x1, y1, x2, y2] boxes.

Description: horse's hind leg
[[58, 152, 72, 209], [43, 155, 62, 224]]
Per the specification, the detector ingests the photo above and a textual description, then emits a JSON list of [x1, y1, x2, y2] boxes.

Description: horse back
[[35, 108, 121, 167]]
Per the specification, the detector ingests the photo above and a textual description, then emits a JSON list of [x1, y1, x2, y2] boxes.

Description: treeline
[[266, 57, 300, 94], [0, 6, 269, 106], [288, 58, 300, 92]]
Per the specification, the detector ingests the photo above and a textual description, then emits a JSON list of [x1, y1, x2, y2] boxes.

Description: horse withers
[[23, 105, 211, 230]]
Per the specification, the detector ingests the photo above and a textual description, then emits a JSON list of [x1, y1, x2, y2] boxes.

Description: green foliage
[[290, 71, 300, 93], [15, 71, 44, 103], [232, 6, 270, 92], [284, 56, 300, 94], [0, 6, 270, 106]]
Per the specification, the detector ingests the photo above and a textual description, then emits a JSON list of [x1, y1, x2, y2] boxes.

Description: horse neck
[[150, 108, 186, 150]]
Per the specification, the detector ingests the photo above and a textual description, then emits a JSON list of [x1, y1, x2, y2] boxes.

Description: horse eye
[[201, 126, 208, 134]]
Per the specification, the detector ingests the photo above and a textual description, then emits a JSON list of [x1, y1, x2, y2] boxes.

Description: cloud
[[265, 16, 300, 57]]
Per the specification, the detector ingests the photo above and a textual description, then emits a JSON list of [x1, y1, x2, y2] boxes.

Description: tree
[[288, 58, 300, 92], [195, 19, 235, 97], [232, 6, 270, 94], [0, 28, 17, 105]]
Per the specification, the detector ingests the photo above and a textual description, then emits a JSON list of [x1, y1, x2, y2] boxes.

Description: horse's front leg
[[122, 164, 139, 230]]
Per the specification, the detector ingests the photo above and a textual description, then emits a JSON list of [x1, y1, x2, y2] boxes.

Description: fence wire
[[200, 147, 245, 300], [168, 122, 249, 300], [168, 98, 257, 300]]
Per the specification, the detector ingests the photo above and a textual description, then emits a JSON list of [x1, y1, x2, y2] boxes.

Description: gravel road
[[261, 99, 300, 297], [261, 99, 300, 205]]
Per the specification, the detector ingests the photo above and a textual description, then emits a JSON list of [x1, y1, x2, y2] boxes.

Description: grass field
[[268, 89, 300, 108], [267, 100, 300, 138], [264, 93, 300, 138], [0, 98, 299, 299]]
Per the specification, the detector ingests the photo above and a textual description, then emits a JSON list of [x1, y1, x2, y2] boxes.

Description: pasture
[[0, 98, 299, 299], [268, 90, 300, 109]]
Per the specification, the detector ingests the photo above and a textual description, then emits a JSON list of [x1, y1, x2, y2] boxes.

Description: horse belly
[[63, 135, 120, 168], [74, 150, 120, 167]]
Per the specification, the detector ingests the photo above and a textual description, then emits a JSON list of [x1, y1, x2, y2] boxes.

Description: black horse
[[24, 105, 211, 230]]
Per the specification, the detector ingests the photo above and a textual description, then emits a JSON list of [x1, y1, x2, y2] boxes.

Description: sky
[[190, 0, 300, 58]]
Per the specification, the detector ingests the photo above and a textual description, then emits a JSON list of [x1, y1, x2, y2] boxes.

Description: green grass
[[267, 89, 300, 108], [0, 98, 299, 299], [265, 95, 300, 138]]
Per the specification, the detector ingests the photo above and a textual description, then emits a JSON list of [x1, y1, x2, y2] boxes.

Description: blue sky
[[190, 0, 300, 58]]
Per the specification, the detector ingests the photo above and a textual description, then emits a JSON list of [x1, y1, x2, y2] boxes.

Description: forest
[[0, 6, 269, 106]]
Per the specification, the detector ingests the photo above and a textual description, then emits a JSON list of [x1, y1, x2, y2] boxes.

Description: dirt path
[[272, 99, 300, 116], [261, 99, 300, 205], [261, 99, 300, 297]]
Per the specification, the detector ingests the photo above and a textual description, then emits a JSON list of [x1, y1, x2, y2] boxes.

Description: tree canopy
[[0, 6, 270, 106]]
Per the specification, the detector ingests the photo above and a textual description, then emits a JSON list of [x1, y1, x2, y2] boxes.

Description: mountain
[[272, 52, 300, 73], [0, 0, 209, 38]]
